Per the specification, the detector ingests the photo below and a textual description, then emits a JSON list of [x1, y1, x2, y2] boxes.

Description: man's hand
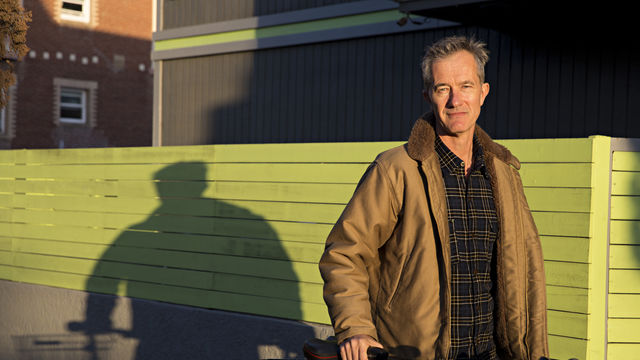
[[339, 334, 384, 360]]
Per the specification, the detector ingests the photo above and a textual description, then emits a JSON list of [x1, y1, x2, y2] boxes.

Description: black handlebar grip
[[367, 346, 388, 359]]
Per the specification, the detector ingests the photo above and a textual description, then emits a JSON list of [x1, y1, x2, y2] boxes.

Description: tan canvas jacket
[[319, 113, 549, 360]]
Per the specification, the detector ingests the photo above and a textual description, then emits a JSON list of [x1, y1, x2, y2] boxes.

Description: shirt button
[[460, 161, 465, 167]]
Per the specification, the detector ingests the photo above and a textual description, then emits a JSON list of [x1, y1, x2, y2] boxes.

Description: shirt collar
[[435, 134, 487, 176]]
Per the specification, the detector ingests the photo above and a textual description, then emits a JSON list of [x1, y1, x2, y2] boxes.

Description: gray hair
[[421, 36, 489, 90]]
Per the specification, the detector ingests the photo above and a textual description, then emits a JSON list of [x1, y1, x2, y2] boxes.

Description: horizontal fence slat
[[497, 138, 593, 163], [546, 285, 588, 314], [547, 309, 588, 339], [0, 142, 404, 165], [519, 163, 591, 188], [608, 344, 640, 359], [610, 220, 640, 245], [0, 179, 358, 204], [6, 194, 345, 224], [532, 212, 590, 237], [612, 171, 640, 196], [525, 188, 591, 213], [0, 223, 325, 263], [0, 163, 371, 183], [609, 269, 640, 293], [544, 261, 589, 288], [613, 151, 640, 171], [540, 236, 589, 263], [608, 319, 640, 343], [2, 248, 323, 285], [608, 294, 640, 318], [7, 209, 333, 243], [548, 335, 587, 360], [6, 190, 591, 226], [0, 140, 592, 165], [609, 244, 640, 269], [0, 237, 11, 251], [611, 195, 640, 220]]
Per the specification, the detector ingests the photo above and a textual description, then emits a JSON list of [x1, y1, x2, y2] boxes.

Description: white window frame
[[0, 84, 17, 140], [53, 78, 98, 127], [60, 0, 91, 23], [59, 88, 87, 124]]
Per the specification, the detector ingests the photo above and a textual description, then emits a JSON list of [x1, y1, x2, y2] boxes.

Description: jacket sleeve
[[319, 160, 400, 343], [516, 171, 549, 360]]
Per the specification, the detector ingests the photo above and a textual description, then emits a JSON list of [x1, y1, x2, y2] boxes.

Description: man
[[319, 36, 548, 360]]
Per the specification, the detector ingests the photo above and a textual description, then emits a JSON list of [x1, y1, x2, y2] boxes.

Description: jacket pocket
[[381, 256, 409, 311]]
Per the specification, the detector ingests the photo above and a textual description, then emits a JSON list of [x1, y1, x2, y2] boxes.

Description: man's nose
[[446, 88, 462, 108]]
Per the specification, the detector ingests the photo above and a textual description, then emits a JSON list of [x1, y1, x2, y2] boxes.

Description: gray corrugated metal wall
[[162, 0, 362, 29], [160, 24, 640, 145]]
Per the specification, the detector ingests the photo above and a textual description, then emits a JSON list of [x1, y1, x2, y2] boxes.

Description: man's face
[[424, 50, 490, 137]]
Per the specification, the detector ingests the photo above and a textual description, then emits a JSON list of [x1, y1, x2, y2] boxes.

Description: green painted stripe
[[154, 10, 400, 51]]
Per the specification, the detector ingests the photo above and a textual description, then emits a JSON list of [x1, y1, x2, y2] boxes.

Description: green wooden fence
[[0, 137, 637, 359]]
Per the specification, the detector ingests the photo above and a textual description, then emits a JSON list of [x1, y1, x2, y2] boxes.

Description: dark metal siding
[[161, 26, 640, 145], [162, 0, 363, 29]]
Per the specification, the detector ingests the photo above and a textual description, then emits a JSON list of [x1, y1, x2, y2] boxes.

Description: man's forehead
[[431, 52, 481, 85]]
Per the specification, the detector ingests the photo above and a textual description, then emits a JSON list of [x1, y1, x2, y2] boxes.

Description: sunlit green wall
[[0, 138, 636, 359]]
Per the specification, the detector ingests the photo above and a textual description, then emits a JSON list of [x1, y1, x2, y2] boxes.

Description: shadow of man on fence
[[67, 161, 315, 359]]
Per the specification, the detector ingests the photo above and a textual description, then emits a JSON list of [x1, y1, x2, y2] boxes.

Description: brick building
[[1, 0, 153, 149]]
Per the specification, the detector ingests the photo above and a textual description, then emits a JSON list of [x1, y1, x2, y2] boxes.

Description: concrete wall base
[[0, 280, 334, 359]]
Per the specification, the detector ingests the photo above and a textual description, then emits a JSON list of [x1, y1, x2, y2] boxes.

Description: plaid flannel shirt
[[435, 135, 499, 360]]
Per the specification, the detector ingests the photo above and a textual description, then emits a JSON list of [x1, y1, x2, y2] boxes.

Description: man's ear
[[480, 82, 490, 105]]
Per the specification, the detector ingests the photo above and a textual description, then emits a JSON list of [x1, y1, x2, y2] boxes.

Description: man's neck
[[438, 132, 474, 176]]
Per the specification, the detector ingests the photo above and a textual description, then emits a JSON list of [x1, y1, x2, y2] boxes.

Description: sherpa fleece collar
[[406, 112, 521, 170]]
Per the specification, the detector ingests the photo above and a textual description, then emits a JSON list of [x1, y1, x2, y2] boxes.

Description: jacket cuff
[[335, 326, 379, 344]]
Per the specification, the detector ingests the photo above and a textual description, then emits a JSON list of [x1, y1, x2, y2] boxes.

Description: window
[[60, 0, 91, 23], [0, 107, 6, 135], [59, 88, 86, 124], [0, 84, 16, 142], [53, 78, 98, 127]]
